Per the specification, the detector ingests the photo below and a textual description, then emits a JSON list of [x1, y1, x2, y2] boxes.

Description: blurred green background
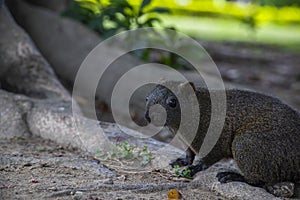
[[64, 0, 300, 52]]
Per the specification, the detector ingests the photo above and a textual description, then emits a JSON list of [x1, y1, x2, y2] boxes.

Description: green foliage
[[137, 0, 300, 27], [260, 0, 300, 7], [63, 0, 191, 69], [96, 141, 153, 166], [174, 165, 192, 179], [63, 0, 169, 38]]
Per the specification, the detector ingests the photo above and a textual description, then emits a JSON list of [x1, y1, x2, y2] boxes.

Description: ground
[[0, 136, 225, 200]]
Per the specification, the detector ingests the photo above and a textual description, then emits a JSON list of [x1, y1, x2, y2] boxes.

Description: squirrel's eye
[[167, 98, 177, 108], [146, 97, 149, 102]]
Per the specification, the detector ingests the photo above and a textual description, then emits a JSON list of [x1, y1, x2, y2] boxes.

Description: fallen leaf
[[168, 189, 182, 199]]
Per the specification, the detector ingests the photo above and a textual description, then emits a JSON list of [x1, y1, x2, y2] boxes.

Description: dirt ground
[[0, 136, 111, 199], [0, 136, 227, 200], [205, 41, 300, 110]]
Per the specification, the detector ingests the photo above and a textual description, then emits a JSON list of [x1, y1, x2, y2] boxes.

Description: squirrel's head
[[144, 81, 196, 132]]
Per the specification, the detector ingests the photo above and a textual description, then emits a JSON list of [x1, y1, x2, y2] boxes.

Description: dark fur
[[145, 82, 300, 196]]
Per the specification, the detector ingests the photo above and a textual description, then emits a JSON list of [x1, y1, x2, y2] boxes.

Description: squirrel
[[145, 81, 300, 198]]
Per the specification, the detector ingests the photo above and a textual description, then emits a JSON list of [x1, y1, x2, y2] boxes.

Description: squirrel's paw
[[265, 182, 294, 198], [170, 157, 192, 167], [188, 161, 208, 176], [216, 171, 245, 183]]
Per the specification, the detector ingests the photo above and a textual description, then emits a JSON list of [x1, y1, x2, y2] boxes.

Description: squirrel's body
[[145, 82, 300, 197], [196, 88, 300, 183]]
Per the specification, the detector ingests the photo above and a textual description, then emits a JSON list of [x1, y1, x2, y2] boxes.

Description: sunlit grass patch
[[160, 14, 300, 52]]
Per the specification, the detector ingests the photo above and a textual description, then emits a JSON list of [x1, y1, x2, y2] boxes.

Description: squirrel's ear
[[189, 82, 196, 91], [179, 82, 196, 91]]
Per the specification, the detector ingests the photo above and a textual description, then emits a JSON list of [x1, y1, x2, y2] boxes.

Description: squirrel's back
[[225, 89, 300, 135], [199, 88, 300, 183]]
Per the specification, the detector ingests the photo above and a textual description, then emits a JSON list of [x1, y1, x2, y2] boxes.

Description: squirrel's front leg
[[187, 160, 209, 176], [170, 147, 210, 176], [170, 147, 195, 167]]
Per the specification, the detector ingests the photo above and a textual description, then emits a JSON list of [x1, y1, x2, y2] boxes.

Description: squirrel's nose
[[145, 111, 151, 123]]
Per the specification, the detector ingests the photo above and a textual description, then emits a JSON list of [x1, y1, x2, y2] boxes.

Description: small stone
[[12, 151, 23, 157], [116, 175, 126, 182], [73, 191, 84, 200], [75, 191, 83, 195], [226, 69, 239, 80], [266, 182, 294, 198], [23, 163, 32, 167], [29, 179, 39, 183], [58, 106, 65, 111], [103, 178, 114, 184]]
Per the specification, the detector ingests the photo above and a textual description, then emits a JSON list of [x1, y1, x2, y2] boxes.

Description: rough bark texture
[[0, 5, 70, 100]]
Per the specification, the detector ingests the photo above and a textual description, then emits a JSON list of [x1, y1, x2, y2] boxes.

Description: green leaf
[[142, 146, 148, 151], [140, 0, 151, 10], [149, 7, 170, 14], [110, 0, 131, 8], [143, 17, 162, 26], [78, 1, 101, 14], [110, 0, 126, 4], [173, 165, 180, 169]]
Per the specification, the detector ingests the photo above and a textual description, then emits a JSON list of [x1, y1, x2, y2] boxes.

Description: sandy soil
[[0, 136, 228, 199]]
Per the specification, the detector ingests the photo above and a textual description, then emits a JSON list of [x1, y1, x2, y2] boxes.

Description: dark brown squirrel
[[145, 81, 300, 198]]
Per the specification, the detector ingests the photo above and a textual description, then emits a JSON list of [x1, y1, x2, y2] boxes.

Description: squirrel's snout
[[145, 111, 151, 123]]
